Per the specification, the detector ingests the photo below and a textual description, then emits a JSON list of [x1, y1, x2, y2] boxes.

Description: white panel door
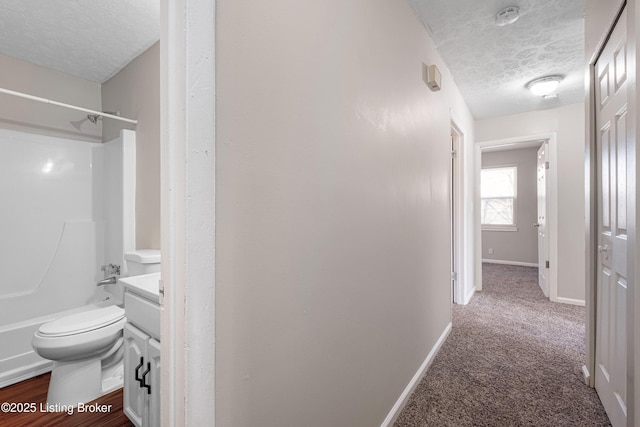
[[450, 133, 456, 303], [595, 7, 628, 427], [536, 143, 548, 297]]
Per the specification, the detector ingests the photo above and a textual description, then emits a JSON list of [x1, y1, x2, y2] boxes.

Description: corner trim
[[556, 297, 586, 307], [481, 259, 538, 268], [463, 286, 477, 305], [380, 322, 452, 427]]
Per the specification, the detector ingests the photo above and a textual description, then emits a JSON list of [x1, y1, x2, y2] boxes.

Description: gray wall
[[215, 0, 474, 425], [482, 147, 539, 264], [0, 53, 102, 142], [102, 42, 160, 250]]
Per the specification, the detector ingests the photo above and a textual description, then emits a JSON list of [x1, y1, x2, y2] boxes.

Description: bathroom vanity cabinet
[[124, 323, 160, 427], [120, 273, 161, 427]]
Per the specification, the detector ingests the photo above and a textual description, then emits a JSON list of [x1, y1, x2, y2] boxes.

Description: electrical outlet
[[488, 248, 494, 255]]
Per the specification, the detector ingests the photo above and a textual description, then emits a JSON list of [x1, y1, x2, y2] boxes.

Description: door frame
[[160, 0, 217, 426], [473, 133, 558, 300], [585, 5, 637, 425], [451, 120, 464, 304]]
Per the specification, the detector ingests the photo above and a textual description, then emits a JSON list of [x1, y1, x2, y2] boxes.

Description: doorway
[[474, 134, 558, 299]]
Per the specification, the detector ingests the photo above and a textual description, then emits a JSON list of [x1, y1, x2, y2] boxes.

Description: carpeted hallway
[[394, 263, 611, 426]]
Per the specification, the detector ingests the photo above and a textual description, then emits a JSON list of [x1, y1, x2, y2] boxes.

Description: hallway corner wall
[[215, 0, 475, 425]]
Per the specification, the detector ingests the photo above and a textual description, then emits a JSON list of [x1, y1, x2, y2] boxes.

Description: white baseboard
[[556, 297, 585, 306], [581, 365, 591, 386], [380, 322, 452, 427], [482, 259, 538, 268]]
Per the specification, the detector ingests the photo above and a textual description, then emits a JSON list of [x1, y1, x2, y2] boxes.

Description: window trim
[[482, 225, 518, 232], [480, 164, 518, 229]]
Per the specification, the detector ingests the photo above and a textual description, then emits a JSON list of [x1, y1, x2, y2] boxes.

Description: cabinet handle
[[135, 356, 145, 386], [140, 362, 151, 395]]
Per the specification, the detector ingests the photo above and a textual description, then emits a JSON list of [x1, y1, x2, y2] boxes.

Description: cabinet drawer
[[125, 292, 160, 340]]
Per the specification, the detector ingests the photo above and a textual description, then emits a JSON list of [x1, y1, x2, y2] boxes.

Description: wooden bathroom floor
[[0, 373, 133, 427]]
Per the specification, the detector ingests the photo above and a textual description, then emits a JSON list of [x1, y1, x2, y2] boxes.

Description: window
[[481, 166, 517, 229]]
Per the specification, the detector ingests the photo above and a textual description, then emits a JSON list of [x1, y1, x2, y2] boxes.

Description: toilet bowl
[[32, 305, 126, 406], [32, 249, 160, 406]]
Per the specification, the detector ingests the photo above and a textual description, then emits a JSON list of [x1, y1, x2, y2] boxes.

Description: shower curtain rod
[[0, 87, 138, 125]]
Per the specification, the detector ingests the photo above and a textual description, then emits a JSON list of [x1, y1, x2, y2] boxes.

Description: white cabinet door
[[124, 323, 148, 427], [595, 7, 628, 427], [147, 338, 161, 427]]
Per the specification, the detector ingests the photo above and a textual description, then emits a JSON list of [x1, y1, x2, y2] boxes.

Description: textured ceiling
[[408, 0, 585, 119], [0, 0, 159, 83]]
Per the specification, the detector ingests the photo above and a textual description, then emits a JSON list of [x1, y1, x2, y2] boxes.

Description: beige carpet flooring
[[394, 263, 611, 426]]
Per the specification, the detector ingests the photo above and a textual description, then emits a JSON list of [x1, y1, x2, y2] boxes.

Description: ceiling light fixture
[[495, 6, 520, 27], [526, 75, 563, 97]]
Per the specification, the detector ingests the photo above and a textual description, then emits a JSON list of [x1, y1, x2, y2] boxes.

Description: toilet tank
[[124, 250, 161, 276]]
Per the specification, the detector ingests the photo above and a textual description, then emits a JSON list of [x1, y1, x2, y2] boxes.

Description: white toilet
[[32, 249, 160, 407]]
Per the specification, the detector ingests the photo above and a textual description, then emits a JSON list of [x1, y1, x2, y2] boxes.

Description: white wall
[[0, 53, 102, 142], [215, 0, 474, 425], [482, 147, 538, 265], [102, 42, 160, 250], [475, 103, 585, 302]]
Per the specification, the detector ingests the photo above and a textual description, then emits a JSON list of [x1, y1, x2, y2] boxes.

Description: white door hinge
[[545, 161, 550, 169]]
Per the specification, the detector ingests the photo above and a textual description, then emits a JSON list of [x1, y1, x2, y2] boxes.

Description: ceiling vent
[[495, 7, 520, 27]]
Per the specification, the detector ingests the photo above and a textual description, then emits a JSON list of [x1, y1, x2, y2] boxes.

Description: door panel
[[124, 323, 147, 427], [594, 7, 628, 427], [536, 143, 548, 296], [450, 133, 455, 302], [616, 112, 627, 231], [147, 338, 161, 427]]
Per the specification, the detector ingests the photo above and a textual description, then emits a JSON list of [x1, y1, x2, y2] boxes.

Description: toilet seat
[[38, 306, 125, 337], [32, 306, 126, 362]]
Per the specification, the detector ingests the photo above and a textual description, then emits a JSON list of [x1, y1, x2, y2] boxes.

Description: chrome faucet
[[98, 264, 121, 286], [97, 276, 117, 286]]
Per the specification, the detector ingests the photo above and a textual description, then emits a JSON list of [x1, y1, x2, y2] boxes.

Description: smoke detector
[[495, 6, 520, 27]]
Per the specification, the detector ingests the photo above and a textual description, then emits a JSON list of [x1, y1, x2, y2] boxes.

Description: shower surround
[[0, 128, 135, 387]]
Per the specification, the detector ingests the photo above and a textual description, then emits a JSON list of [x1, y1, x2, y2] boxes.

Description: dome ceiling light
[[495, 6, 520, 27], [526, 75, 564, 97]]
